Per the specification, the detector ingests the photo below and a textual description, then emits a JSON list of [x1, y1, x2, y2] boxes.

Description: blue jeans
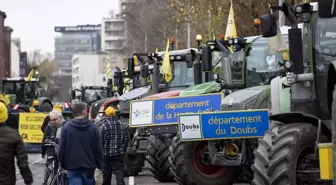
[[67, 169, 95, 185]]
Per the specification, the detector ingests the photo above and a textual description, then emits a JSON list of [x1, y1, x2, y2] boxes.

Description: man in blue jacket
[[58, 102, 103, 185]]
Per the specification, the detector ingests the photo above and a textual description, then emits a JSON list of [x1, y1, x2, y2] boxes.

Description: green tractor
[[91, 48, 204, 177], [70, 86, 113, 107], [1, 77, 53, 112], [167, 34, 290, 185], [250, 1, 336, 185]]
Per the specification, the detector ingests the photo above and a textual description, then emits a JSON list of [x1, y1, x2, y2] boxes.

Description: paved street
[[15, 153, 178, 185]]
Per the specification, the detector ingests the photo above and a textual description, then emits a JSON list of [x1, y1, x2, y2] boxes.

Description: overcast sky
[[2, 0, 119, 54]]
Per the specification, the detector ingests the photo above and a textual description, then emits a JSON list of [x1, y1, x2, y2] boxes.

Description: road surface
[[15, 153, 178, 185]]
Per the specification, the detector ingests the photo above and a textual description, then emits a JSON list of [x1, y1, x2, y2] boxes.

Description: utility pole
[[278, 0, 285, 27], [186, 0, 191, 48], [208, 3, 211, 40]]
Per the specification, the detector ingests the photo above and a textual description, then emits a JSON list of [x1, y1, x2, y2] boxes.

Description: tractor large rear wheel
[[252, 123, 323, 185], [169, 136, 238, 185], [147, 135, 175, 182]]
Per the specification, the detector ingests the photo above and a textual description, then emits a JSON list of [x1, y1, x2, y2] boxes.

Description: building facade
[[10, 41, 19, 77], [54, 24, 101, 101], [19, 51, 27, 77], [101, 15, 125, 53], [0, 10, 13, 79], [71, 53, 126, 89], [54, 24, 102, 76]]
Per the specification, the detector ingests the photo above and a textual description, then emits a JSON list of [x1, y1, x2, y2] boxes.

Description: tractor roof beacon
[[252, 1, 336, 185]]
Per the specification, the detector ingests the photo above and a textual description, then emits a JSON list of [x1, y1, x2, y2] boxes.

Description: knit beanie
[[0, 102, 8, 123]]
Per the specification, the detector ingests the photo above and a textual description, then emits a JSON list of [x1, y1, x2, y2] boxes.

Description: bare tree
[[121, 0, 177, 54]]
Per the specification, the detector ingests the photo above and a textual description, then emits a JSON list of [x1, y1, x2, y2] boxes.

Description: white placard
[[130, 100, 153, 126], [179, 115, 202, 140]]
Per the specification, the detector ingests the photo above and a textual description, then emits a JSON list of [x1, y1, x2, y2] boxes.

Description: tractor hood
[[119, 86, 151, 101], [143, 90, 182, 99], [221, 85, 270, 111], [179, 81, 219, 96]]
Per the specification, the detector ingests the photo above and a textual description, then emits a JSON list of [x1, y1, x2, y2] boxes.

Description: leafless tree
[[121, 0, 177, 54]]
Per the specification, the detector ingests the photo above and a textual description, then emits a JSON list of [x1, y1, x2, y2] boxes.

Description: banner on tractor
[[178, 109, 269, 141], [19, 113, 48, 143], [129, 93, 222, 127]]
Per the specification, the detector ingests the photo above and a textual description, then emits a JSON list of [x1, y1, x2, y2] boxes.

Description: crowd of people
[[0, 98, 129, 185]]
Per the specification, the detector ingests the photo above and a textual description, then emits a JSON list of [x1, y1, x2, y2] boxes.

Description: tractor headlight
[[284, 61, 292, 69]]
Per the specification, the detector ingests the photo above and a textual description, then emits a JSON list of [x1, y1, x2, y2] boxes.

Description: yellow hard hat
[[53, 104, 63, 112], [33, 100, 39, 106], [0, 102, 8, 123], [29, 107, 36, 112], [104, 106, 116, 117]]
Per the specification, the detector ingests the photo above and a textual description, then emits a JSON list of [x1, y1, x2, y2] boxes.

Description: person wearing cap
[[98, 106, 129, 185], [32, 100, 40, 111], [41, 104, 63, 133], [0, 101, 33, 185]]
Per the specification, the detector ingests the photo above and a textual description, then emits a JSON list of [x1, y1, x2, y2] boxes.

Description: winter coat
[[0, 124, 33, 185]]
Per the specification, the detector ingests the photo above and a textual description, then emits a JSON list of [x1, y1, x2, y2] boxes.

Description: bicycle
[[49, 167, 68, 185], [43, 139, 59, 185]]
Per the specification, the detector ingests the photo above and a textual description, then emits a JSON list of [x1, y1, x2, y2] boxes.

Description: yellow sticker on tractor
[[19, 113, 48, 143]]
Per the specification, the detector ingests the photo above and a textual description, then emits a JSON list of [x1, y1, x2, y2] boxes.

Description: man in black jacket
[[59, 102, 102, 185], [0, 101, 33, 185]]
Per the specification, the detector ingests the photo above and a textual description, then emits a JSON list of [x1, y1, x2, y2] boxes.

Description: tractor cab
[[205, 36, 289, 93], [1, 77, 40, 106], [71, 86, 113, 106]]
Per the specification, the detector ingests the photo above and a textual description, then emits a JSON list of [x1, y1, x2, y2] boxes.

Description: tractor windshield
[[313, 15, 336, 69], [168, 62, 194, 90], [245, 36, 288, 87], [83, 89, 109, 104], [212, 49, 245, 83], [2, 80, 38, 104], [312, 15, 336, 118]]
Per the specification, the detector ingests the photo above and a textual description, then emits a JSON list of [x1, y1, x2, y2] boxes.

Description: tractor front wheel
[[124, 153, 145, 177], [147, 135, 175, 182], [252, 123, 323, 185], [169, 137, 238, 185]]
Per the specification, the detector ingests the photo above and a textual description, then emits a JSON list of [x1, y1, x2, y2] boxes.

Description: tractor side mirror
[[114, 71, 122, 87], [202, 46, 212, 72], [71, 90, 76, 99], [127, 57, 134, 77], [186, 53, 193, 68], [260, 13, 277, 38], [140, 64, 149, 78]]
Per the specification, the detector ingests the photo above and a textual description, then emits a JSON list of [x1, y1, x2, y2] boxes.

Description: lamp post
[[196, 34, 202, 51], [254, 18, 261, 35], [169, 38, 175, 50]]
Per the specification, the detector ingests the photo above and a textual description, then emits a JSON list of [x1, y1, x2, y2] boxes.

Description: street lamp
[[196, 34, 202, 50], [169, 38, 175, 50], [254, 18, 261, 34]]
